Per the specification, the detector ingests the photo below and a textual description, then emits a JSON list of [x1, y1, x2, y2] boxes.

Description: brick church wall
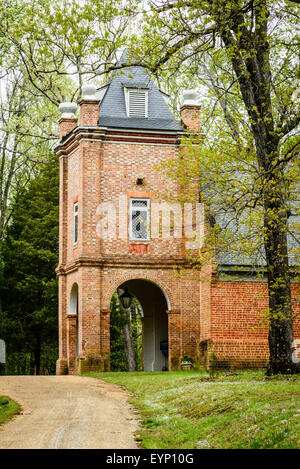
[[56, 88, 300, 375], [56, 121, 203, 373], [201, 281, 300, 369], [99, 140, 184, 257]]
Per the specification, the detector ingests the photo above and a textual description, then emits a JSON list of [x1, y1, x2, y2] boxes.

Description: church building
[[55, 51, 300, 374]]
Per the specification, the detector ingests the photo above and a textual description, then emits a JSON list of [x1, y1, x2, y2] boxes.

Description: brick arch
[[102, 273, 174, 311]]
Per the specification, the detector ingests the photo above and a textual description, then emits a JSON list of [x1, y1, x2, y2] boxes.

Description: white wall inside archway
[[69, 283, 78, 315], [118, 279, 168, 372], [69, 283, 79, 356]]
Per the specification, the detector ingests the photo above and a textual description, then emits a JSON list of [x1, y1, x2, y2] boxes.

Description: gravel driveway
[[0, 375, 139, 449]]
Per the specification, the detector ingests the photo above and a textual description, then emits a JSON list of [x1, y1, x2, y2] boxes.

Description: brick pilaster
[[59, 117, 78, 140], [79, 84, 99, 126], [100, 309, 111, 371], [79, 100, 99, 126], [58, 102, 78, 140], [66, 315, 77, 373], [167, 309, 181, 369], [180, 89, 201, 132], [180, 105, 201, 132]]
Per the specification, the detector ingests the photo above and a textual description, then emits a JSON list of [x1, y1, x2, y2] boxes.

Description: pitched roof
[[216, 212, 300, 269], [97, 50, 182, 131]]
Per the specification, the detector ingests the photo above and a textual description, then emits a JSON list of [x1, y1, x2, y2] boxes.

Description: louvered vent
[[128, 90, 147, 117]]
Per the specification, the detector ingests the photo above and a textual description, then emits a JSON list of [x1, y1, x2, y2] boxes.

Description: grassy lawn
[[0, 396, 21, 426], [84, 370, 300, 449]]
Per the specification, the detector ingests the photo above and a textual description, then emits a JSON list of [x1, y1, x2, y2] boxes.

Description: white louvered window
[[125, 89, 148, 118], [130, 198, 150, 241]]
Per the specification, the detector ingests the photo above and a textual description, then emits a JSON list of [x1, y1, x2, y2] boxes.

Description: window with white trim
[[73, 201, 78, 245], [125, 89, 148, 118], [130, 198, 150, 241]]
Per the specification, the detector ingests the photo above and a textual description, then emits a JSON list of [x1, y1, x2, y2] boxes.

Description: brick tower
[[55, 51, 202, 374]]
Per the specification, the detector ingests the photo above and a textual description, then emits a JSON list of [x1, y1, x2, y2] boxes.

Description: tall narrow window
[[130, 199, 150, 241], [74, 201, 78, 245]]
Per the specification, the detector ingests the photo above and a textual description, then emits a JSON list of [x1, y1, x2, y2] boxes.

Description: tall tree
[[0, 69, 60, 241], [0, 0, 132, 105], [0, 155, 59, 375], [132, 0, 300, 374], [0, 0, 131, 240], [110, 292, 143, 371]]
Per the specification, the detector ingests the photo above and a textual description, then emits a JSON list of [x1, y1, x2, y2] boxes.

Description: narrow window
[[74, 201, 78, 245], [130, 198, 150, 241]]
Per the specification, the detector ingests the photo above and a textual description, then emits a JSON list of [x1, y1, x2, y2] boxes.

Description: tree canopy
[[0, 0, 299, 374], [0, 155, 59, 374], [129, 0, 300, 373]]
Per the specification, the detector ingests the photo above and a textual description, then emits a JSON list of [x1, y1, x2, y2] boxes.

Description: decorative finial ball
[[182, 89, 200, 106], [59, 102, 78, 118], [82, 84, 97, 100]]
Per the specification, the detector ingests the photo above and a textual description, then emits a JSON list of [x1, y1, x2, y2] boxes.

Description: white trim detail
[[81, 84, 98, 101], [59, 102, 77, 118]]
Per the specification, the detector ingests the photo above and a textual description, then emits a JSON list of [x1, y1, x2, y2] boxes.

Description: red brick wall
[[206, 281, 300, 368], [56, 102, 300, 374], [99, 140, 184, 257], [180, 105, 201, 132], [79, 100, 99, 126], [200, 264, 213, 342], [66, 148, 81, 262], [59, 117, 77, 140], [56, 121, 203, 373]]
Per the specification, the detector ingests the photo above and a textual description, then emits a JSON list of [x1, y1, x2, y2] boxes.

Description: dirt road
[[0, 375, 139, 449]]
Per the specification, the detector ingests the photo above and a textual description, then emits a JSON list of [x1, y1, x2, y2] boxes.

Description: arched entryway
[[110, 279, 169, 372]]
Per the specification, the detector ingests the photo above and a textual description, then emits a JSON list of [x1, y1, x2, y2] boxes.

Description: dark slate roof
[[216, 212, 300, 268], [97, 50, 182, 131]]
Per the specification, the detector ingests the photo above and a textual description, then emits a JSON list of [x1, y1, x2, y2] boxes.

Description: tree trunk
[[33, 334, 41, 375], [258, 138, 296, 374], [122, 312, 136, 372], [224, 13, 297, 373], [263, 177, 296, 374]]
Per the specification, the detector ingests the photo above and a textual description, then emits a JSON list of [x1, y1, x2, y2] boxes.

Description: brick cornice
[[78, 99, 100, 106], [56, 256, 190, 276], [55, 126, 183, 157], [166, 309, 181, 315], [100, 309, 110, 315], [180, 104, 201, 111]]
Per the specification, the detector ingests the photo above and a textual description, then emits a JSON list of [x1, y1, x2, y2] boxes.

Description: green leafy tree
[[0, 68, 60, 241], [0, 0, 132, 105], [0, 1, 70, 241], [130, 0, 300, 374], [0, 155, 59, 375], [110, 292, 143, 371], [110, 292, 128, 371], [0, 0, 132, 240]]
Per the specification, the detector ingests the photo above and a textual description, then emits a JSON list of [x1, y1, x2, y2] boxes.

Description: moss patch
[[0, 396, 21, 426]]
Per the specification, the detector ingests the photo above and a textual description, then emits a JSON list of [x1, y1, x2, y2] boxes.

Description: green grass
[[83, 370, 300, 449], [0, 396, 21, 426]]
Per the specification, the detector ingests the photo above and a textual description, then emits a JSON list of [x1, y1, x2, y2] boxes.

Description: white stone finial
[[182, 89, 200, 106], [59, 102, 77, 118], [82, 84, 98, 100]]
